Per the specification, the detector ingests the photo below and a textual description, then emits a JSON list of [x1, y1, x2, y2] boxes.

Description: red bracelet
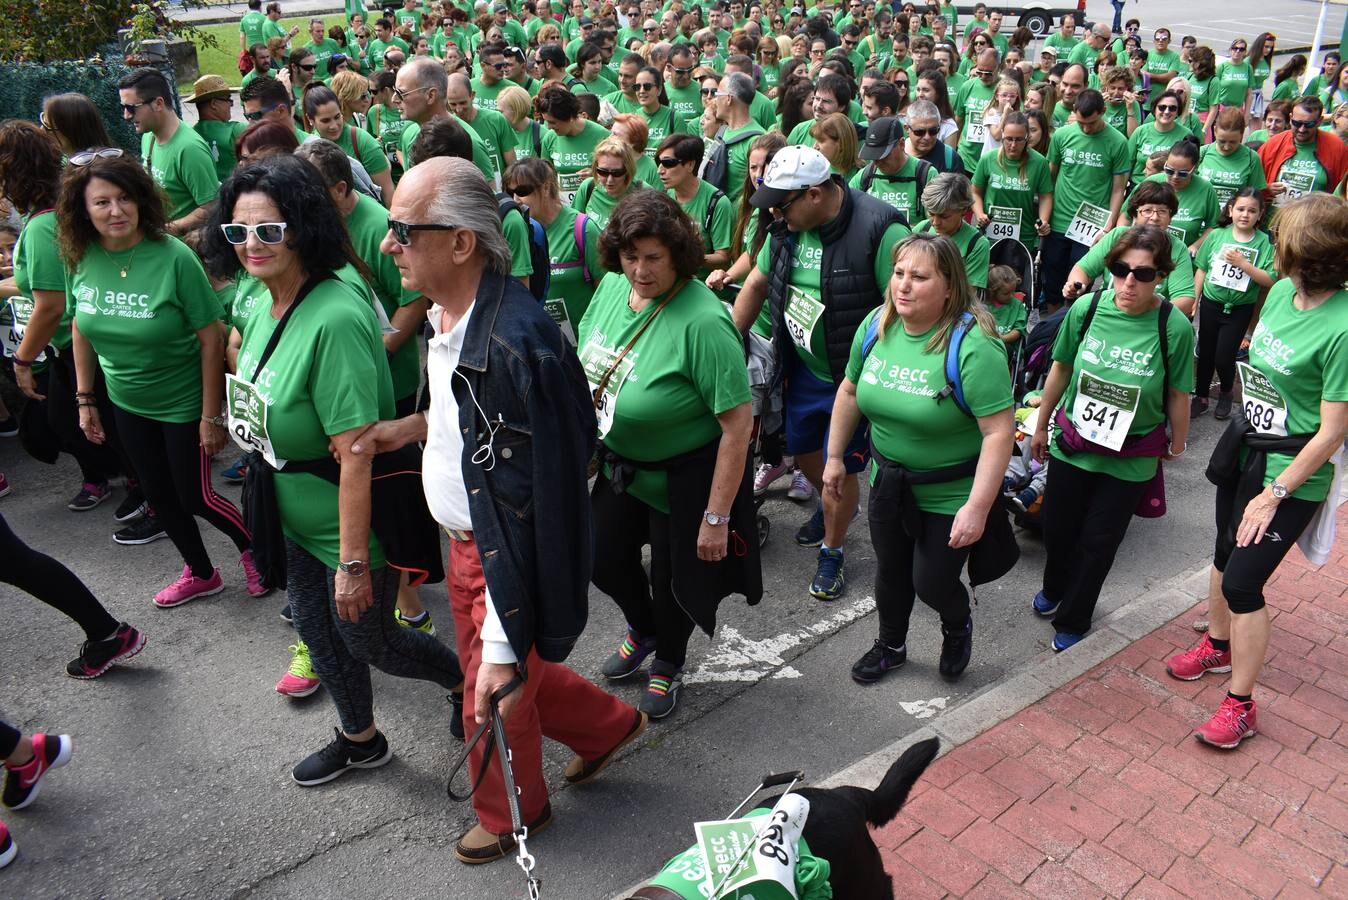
[[11, 355, 33, 368]]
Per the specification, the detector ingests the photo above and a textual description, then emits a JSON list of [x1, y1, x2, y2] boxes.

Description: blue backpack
[[860, 310, 977, 418]]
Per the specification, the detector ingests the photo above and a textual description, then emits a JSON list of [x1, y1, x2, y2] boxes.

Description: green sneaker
[[394, 608, 437, 636], [275, 642, 321, 697]]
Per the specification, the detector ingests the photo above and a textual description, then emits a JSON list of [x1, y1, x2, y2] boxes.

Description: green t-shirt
[[1103, 99, 1141, 136], [1067, 40, 1100, 73], [470, 77, 508, 111], [368, 36, 410, 66], [543, 206, 604, 343], [398, 118, 496, 185], [1144, 49, 1182, 104], [1049, 289, 1195, 481], [754, 221, 909, 381], [666, 82, 703, 123], [1212, 60, 1253, 109], [849, 156, 927, 226], [913, 219, 990, 290], [576, 274, 751, 512], [462, 107, 518, 180], [1188, 76, 1214, 114], [240, 10, 270, 49], [786, 119, 816, 148], [1244, 281, 1348, 502], [229, 273, 269, 338], [13, 211, 71, 351], [640, 105, 688, 157], [68, 236, 224, 423], [576, 179, 642, 231], [989, 297, 1029, 339], [345, 193, 421, 400], [333, 122, 392, 176], [759, 62, 780, 95], [1194, 225, 1275, 310], [954, 77, 997, 170], [141, 124, 220, 221], [1196, 142, 1268, 207], [192, 119, 246, 182], [1049, 123, 1130, 235], [305, 37, 342, 80], [235, 276, 394, 568], [262, 18, 286, 42], [1129, 173, 1221, 247], [1126, 122, 1191, 180], [971, 148, 1053, 251], [846, 307, 1012, 513], [1275, 143, 1329, 202], [1078, 225, 1196, 302], [604, 91, 643, 115], [720, 122, 765, 203], [541, 119, 611, 206], [1044, 32, 1079, 54], [677, 179, 734, 258]]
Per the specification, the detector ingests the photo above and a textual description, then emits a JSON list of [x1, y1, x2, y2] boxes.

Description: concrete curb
[[815, 562, 1212, 790]]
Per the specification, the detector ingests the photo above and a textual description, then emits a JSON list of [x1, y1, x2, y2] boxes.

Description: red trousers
[[449, 536, 636, 833]]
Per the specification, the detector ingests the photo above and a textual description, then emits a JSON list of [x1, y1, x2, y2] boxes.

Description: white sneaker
[[787, 468, 815, 501], [753, 460, 788, 495]]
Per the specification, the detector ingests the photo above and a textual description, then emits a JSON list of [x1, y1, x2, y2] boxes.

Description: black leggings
[[47, 349, 129, 484], [590, 474, 696, 670], [1214, 480, 1320, 614], [0, 720, 18, 759], [1195, 299, 1255, 399], [869, 504, 971, 648], [1042, 457, 1149, 636], [111, 406, 250, 578], [0, 513, 119, 640]]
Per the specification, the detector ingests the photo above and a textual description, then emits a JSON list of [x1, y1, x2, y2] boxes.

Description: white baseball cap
[[750, 145, 832, 209]]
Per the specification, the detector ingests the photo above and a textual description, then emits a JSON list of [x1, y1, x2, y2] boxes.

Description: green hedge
[[0, 55, 144, 154]]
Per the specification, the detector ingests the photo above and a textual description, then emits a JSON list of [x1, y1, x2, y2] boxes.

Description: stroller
[[987, 237, 1035, 391]]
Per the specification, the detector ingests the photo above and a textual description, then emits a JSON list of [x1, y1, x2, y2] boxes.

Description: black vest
[[767, 183, 905, 387]]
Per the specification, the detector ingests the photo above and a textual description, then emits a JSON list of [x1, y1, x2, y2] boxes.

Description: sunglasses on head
[[220, 222, 288, 245], [69, 147, 124, 166], [387, 218, 456, 245], [1107, 261, 1158, 283]]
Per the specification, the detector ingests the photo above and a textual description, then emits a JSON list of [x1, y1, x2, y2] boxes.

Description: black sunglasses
[[700, 87, 717, 96], [1289, 118, 1318, 129], [387, 218, 457, 245], [594, 166, 626, 178], [656, 156, 684, 168], [1107, 261, 1158, 283], [298, 62, 317, 71], [1163, 165, 1193, 178], [909, 126, 938, 137], [243, 103, 281, 121], [672, 65, 695, 75], [634, 81, 658, 90], [508, 183, 538, 197]]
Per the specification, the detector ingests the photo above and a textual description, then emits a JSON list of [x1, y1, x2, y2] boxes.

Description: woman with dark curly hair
[[200, 155, 462, 784], [59, 154, 257, 607], [580, 190, 756, 720], [0, 123, 132, 519]]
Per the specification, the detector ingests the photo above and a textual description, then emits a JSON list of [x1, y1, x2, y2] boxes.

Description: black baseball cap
[[860, 116, 904, 161]]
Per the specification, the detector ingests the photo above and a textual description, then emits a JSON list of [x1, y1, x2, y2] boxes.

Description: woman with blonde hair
[[494, 83, 540, 158], [330, 69, 373, 129], [824, 232, 1015, 684], [810, 111, 859, 179], [574, 136, 643, 230]]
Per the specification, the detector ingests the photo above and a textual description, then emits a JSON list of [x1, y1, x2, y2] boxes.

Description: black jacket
[[766, 182, 905, 388], [449, 272, 599, 664]]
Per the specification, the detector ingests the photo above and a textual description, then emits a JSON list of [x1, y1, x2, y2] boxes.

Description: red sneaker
[[2, 733, 72, 810], [0, 820, 14, 868], [1195, 696, 1257, 749], [1166, 635, 1233, 681]]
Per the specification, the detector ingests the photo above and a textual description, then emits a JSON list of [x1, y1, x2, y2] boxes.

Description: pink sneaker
[[275, 643, 321, 698], [787, 467, 816, 501], [153, 566, 224, 608], [240, 550, 270, 597], [1195, 696, 1257, 749], [754, 460, 788, 495], [2, 733, 72, 810], [0, 820, 14, 869], [1166, 634, 1233, 681]]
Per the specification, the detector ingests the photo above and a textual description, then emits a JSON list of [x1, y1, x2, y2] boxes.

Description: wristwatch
[[703, 510, 730, 526], [338, 559, 369, 577], [1270, 481, 1289, 500]]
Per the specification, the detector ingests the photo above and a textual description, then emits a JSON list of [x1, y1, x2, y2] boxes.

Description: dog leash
[[446, 673, 542, 899]]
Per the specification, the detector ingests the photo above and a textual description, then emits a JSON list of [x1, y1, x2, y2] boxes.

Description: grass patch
[[185, 14, 351, 87]]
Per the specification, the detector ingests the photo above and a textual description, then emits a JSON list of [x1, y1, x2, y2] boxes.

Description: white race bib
[[783, 285, 825, 352], [1237, 361, 1288, 436], [1065, 201, 1110, 247], [1274, 169, 1314, 208], [225, 373, 286, 469], [1070, 370, 1141, 451], [985, 206, 1021, 242], [965, 118, 986, 143], [1, 298, 47, 362], [579, 340, 634, 439], [544, 298, 575, 345], [1207, 244, 1254, 292], [558, 169, 586, 209], [694, 793, 810, 900]]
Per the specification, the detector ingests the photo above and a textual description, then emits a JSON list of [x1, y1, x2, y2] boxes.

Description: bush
[[0, 57, 143, 153], [0, 0, 214, 64]]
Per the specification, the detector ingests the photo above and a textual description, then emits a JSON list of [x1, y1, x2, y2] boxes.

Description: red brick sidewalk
[[876, 505, 1348, 898]]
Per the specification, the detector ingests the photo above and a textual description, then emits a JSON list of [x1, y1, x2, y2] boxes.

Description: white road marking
[[682, 596, 876, 685], [899, 697, 949, 719]]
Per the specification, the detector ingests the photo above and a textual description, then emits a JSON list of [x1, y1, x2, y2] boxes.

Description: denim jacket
[[449, 272, 598, 664]]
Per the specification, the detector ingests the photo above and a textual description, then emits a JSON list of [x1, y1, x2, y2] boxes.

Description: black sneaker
[[2, 733, 72, 810], [1213, 392, 1233, 421], [939, 616, 973, 680], [851, 640, 907, 684], [0, 821, 13, 869], [795, 506, 825, 547], [66, 624, 146, 679], [449, 691, 465, 742], [1190, 396, 1209, 418], [112, 514, 167, 545], [68, 481, 112, 512], [639, 665, 682, 719], [600, 629, 656, 680], [114, 486, 148, 523], [292, 728, 393, 786], [0, 416, 18, 438], [280, 602, 294, 625]]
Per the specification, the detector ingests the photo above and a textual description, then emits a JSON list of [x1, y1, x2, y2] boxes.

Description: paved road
[[0, 365, 1229, 898]]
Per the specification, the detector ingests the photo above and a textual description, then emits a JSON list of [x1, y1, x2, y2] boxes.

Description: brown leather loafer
[[454, 802, 554, 865], [563, 709, 649, 785]]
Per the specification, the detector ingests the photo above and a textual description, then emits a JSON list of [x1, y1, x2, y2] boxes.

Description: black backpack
[[701, 125, 763, 192], [859, 157, 933, 196], [496, 193, 551, 302]]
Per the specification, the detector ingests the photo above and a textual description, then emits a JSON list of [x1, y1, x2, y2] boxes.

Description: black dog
[[628, 737, 941, 900]]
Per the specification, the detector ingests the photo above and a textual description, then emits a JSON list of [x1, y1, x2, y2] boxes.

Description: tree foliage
[[0, 0, 215, 63]]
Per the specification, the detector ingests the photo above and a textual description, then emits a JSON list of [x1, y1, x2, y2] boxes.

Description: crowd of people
[[0, 0, 1346, 880]]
